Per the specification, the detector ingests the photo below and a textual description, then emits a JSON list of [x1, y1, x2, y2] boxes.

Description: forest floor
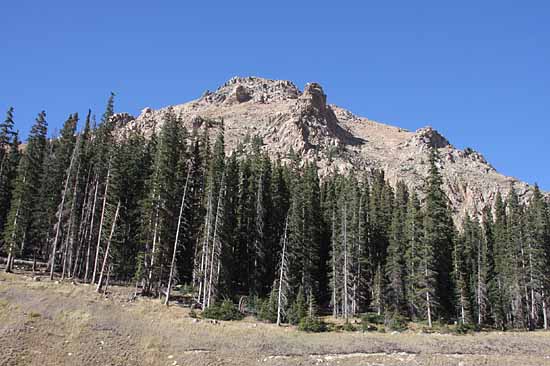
[[1, 270, 550, 366]]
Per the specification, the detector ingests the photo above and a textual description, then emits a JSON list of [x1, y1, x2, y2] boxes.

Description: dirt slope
[[1, 271, 550, 366]]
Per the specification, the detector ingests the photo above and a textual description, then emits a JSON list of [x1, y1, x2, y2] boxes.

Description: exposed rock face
[[119, 76, 546, 223]]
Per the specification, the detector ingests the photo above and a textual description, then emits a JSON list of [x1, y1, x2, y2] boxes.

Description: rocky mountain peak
[[201, 76, 301, 105], [120, 76, 546, 223]]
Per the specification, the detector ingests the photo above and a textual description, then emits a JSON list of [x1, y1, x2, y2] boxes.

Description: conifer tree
[[385, 181, 409, 317], [420, 149, 454, 325], [47, 114, 79, 278], [492, 192, 510, 329], [507, 188, 529, 328], [404, 191, 423, 319], [524, 185, 549, 329], [0, 107, 19, 237], [482, 206, 497, 325], [3, 111, 48, 272]]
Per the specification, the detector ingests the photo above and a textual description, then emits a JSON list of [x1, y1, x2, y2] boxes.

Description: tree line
[[0, 97, 549, 330]]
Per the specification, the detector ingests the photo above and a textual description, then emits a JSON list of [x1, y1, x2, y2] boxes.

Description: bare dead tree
[[342, 202, 350, 322], [165, 165, 192, 306], [49, 137, 80, 280], [4, 200, 21, 273], [92, 165, 111, 284], [62, 166, 80, 280], [330, 206, 340, 318], [198, 190, 213, 307], [84, 175, 99, 282], [71, 167, 93, 278], [146, 193, 160, 295], [276, 215, 289, 326], [206, 175, 226, 308], [96, 201, 121, 293]]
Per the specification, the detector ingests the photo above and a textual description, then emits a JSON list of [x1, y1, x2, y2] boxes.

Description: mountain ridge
[[116, 76, 545, 222]]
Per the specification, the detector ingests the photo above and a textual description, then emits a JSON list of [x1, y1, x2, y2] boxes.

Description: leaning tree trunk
[[92, 168, 111, 284], [96, 201, 120, 293], [206, 176, 225, 308], [276, 215, 289, 326], [84, 176, 99, 282], [72, 168, 93, 278], [4, 203, 20, 274], [165, 166, 191, 306], [50, 137, 79, 280]]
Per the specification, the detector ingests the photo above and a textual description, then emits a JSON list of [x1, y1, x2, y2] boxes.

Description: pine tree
[[3, 111, 48, 272], [507, 188, 529, 328], [524, 185, 549, 329], [492, 192, 510, 329], [108, 132, 152, 281], [48, 114, 79, 278], [420, 149, 454, 326], [0, 107, 19, 237], [288, 286, 307, 325], [454, 216, 473, 324], [140, 109, 188, 294], [385, 181, 409, 317], [404, 191, 423, 320], [367, 170, 393, 316], [482, 206, 497, 326]]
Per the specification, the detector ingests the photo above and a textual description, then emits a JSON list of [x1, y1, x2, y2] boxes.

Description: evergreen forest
[[1, 97, 549, 331]]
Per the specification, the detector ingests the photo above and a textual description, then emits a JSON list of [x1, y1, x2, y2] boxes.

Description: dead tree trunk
[[62, 168, 80, 280], [84, 176, 99, 282], [277, 215, 289, 326], [331, 208, 338, 318], [50, 137, 79, 280], [199, 191, 213, 308], [72, 168, 93, 278], [96, 201, 120, 293], [206, 176, 225, 308], [342, 202, 349, 323], [147, 194, 160, 295], [165, 166, 191, 306], [425, 261, 433, 328], [92, 167, 111, 284], [4, 203, 20, 273]]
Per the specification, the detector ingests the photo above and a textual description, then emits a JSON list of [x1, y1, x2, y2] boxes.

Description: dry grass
[[1, 269, 550, 366]]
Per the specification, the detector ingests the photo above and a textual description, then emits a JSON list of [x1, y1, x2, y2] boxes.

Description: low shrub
[[454, 322, 479, 335], [298, 316, 327, 332], [287, 288, 307, 325], [361, 312, 384, 332], [257, 298, 277, 323], [202, 300, 244, 321], [362, 312, 384, 325], [342, 322, 357, 332], [385, 314, 409, 332], [361, 323, 378, 332]]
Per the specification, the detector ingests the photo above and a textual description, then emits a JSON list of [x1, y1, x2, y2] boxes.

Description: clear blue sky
[[1, 1, 549, 189]]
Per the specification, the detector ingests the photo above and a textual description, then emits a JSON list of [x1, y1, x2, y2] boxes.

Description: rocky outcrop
[[118, 76, 546, 223]]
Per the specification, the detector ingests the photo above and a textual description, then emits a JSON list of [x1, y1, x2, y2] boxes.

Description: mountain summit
[[120, 76, 541, 221]]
